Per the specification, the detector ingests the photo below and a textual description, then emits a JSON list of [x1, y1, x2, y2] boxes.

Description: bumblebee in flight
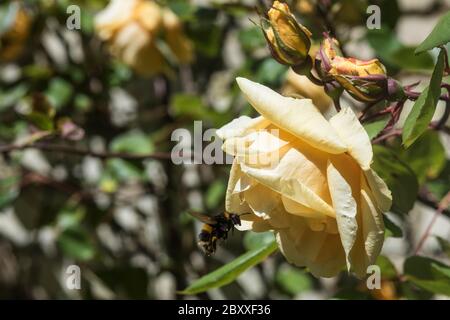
[[188, 211, 242, 255]]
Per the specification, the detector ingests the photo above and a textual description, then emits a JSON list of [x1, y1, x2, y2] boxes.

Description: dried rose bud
[[316, 37, 391, 102], [315, 36, 341, 77]]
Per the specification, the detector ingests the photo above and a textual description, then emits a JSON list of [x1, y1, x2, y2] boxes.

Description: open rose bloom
[[0, 4, 31, 62], [217, 78, 392, 278], [95, 0, 193, 76]]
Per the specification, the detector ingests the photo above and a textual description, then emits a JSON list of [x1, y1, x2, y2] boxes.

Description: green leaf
[[402, 49, 445, 148], [416, 11, 450, 54], [256, 59, 288, 86], [401, 281, 434, 300], [398, 131, 446, 184], [276, 264, 312, 295], [0, 175, 19, 209], [367, 28, 434, 71], [374, 0, 400, 29], [0, 3, 18, 35], [99, 172, 119, 193], [109, 61, 132, 86], [189, 9, 222, 57], [57, 206, 86, 230], [80, 8, 95, 34], [238, 27, 266, 52], [23, 65, 53, 80], [106, 159, 143, 182], [45, 78, 73, 110], [205, 180, 226, 210], [180, 236, 277, 295], [383, 215, 403, 238], [171, 94, 227, 126], [375, 255, 398, 280], [388, 46, 434, 70], [57, 227, 95, 261], [74, 94, 92, 112], [436, 236, 450, 258], [0, 84, 28, 112], [27, 113, 54, 131], [243, 231, 275, 251], [404, 256, 450, 296], [372, 145, 419, 214], [110, 130, 154, 155], [363, 115, 390, 140], [167, 0, 196, 20], [426, 160, 450, 201]]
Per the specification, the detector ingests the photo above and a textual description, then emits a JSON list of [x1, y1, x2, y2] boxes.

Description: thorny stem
[[358, 101, 381, 121], [372, 129, 402, 144], [333, 97, 341, 112], [417, 190, 450, 219], [414, 190, 450, 254], [306, 72, 324, 86], [404, 90, 450, 102], [359, 102, 397, 123], [373, 121, 450, 144]]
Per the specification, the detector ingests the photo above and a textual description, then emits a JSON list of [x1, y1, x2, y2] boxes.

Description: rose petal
[[360, 176, 385, 267], [225, 161, 252, 214], [216, 116, 269, 140], [363, 169, 392, 212], [275, 217, 346, 277], [236, 77, 347, 154], [244, 183, 280, 218], [329, 107, 372, 170], [281, 196, 328, 219], [327, 159, 358, 271], [221, 129, 290, 167], [236, 213, 271, 232], [241, 148, 335, 217], [95, 0, 138, 39]]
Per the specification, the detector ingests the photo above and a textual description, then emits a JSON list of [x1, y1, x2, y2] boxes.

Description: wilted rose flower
[[95, 0, 193, 76], [0, 3, 31, 62], [262, 1, 312, 68], [217, 78, 392, 278]]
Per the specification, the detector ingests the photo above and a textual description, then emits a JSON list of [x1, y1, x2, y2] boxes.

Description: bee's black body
[[189, 211, 241, 255]]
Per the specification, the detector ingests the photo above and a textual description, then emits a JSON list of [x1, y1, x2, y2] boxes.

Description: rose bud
[[316, 37, 391, 102], [315, 36, 341, 78], [262, 1, 312, 68], [330, 57, 387, 102]]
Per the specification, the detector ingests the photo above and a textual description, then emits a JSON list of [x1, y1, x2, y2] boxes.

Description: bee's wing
[[188, 211, 218, 225]]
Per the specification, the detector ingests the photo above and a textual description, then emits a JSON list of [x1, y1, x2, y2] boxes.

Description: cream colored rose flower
[[217, 78, 392, 278], [95, 0, 193, 76]]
